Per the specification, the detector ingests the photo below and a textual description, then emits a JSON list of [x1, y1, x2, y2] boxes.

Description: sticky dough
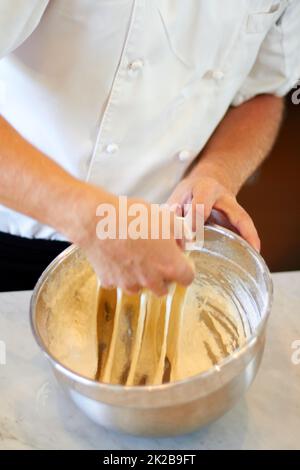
[[42, 261, 99, 378], [44, 260, 246, 385]]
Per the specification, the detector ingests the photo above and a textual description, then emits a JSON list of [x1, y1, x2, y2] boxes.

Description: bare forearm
[[0, 116, 194, 295], [169, 94, 284, 250], [189, 94, 284, 194], [0, 116, 103, 243]]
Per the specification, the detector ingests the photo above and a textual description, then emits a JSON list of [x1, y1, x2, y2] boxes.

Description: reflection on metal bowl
[[30, 225, 272, 436]]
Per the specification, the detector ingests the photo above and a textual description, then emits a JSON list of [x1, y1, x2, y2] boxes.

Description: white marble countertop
[[0, 271, 299, 450]]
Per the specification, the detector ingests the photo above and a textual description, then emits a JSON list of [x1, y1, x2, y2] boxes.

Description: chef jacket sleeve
[[232, 0, 300, 105], [0, 0, 49, 59]]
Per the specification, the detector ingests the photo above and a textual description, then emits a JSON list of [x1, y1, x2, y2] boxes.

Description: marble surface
[[0, 271, 299, 450]]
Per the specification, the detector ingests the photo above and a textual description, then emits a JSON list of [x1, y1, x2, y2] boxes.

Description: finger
[[143, 277, 169, 297], [123, 286, 141, 296], [163, 201, 187, 249], [172, 215, 189, 249], [97, 274, 116, 290], [207, 209, 238, 231], [185, 196, 213, 234], [164, 250, 195, 287], [167, 183, 191, 216], [214, 196, 261, 251], [188, 182, 221, 221]]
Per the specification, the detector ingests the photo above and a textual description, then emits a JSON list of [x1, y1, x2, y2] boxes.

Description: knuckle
[[170, 260, 194, 286], [121, 280, 141, 295], [144, 278, 167, 297], [161, 262, 177, 281], [100, 278, 115, 289], [180, 269, 195, 286]]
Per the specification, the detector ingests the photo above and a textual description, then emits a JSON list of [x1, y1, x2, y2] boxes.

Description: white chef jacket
[[0, 0, 299, 240]]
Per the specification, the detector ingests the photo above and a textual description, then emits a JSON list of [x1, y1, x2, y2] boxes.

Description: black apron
[[0, 231, 70, 291]]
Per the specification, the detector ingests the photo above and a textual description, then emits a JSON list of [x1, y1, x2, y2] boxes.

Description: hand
[[167, 172, 260, 251], [69, 186, 195, 296]]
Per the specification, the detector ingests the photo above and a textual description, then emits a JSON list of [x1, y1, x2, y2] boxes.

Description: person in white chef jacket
[[0, 0, 299, 293]]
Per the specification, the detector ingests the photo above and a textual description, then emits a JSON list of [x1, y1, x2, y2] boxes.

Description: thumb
[[171, 250, 195, 287]]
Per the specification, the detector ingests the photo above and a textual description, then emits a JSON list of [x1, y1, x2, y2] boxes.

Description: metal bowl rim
[[30, 224, 273, 395]]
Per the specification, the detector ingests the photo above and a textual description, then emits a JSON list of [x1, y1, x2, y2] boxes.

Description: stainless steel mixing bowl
[[30, 225, 273, 436]]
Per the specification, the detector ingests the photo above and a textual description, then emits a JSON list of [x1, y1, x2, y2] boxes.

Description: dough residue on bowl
[[42, 256, 247, 385]]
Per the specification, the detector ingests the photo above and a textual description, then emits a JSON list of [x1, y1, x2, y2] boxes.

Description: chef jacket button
[[128, 59, 144, 72], [105, 143, 119, 155], [234, 93, 245, 106], [178, 149, 193, 162], [212, 70, 225, 81]]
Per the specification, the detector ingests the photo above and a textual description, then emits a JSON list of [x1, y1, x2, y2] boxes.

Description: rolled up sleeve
[[232, 0, 300, 105], [0, 0, 49, 59]]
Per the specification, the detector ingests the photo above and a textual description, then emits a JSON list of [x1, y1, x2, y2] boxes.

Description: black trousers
[[0, 231, 70, 292]]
